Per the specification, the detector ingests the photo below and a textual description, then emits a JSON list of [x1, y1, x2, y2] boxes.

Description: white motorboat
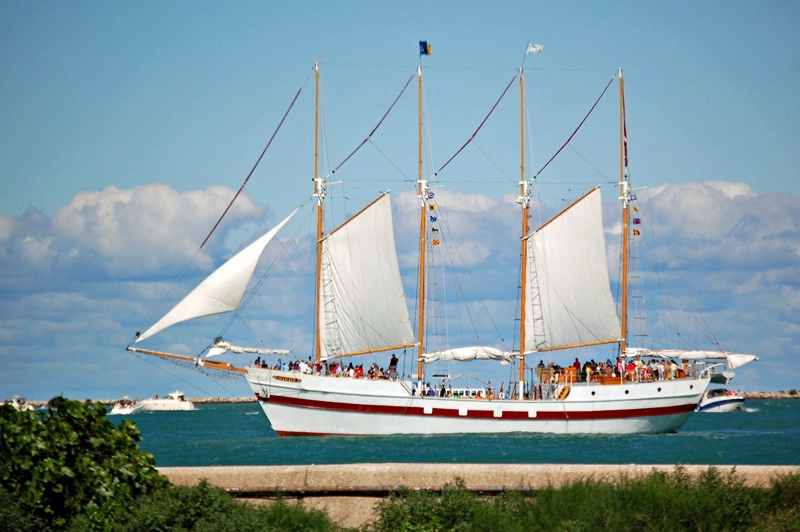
[[109, 397, 144, 415], [139, 391, 196, 412], [10, 395, 34, 412], [696, 388, 745, 413]]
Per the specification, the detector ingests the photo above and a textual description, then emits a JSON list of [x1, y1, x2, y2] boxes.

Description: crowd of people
[[537, 356, 692, 383], [251, 354, 400, 381], [250, 352, 694, 400]]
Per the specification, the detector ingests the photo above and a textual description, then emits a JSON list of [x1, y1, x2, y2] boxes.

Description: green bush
[[366, 467, 800, 531], [114, 480, 338, 532], [0, 396, 167, 530]]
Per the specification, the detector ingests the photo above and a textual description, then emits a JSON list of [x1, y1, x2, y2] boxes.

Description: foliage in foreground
[[366, 468, 800, 532], [74, 480, 338, 532], [0, 397, 339, 531], [0, 396, 167, 529]]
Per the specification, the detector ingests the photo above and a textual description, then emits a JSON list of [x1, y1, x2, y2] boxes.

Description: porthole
[[690, 385, 694, 390], [625, 390, 629, 395], [591, 391, 596, 396], [658, 388, 662, 392]]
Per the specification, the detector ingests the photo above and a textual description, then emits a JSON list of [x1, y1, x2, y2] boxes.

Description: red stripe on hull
[[255, 393, 696, 421]]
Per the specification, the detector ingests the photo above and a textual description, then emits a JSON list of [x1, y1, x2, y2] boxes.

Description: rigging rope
[[131, 71, 311, 343], [199, 74, 311, 249], [535, 72, 616, 178], [436, 72, 519, 176], [330, 72, 415, 175]]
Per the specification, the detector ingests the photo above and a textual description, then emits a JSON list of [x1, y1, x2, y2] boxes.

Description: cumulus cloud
[[0, 184, 270, 295], [633, 181, 800, 273], [50, 184, 265, 277]]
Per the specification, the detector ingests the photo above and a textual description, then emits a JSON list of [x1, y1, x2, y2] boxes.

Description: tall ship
[[128, 44, 755, 436]]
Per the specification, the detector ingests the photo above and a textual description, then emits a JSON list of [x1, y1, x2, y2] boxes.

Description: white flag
[[526, 42, 543, 55]]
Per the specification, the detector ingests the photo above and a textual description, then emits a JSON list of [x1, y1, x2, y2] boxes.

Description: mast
[[618, 68, 629, 357], [517, 67, 528, 400], [313, 61, 324, 363], [518, 42, 541, 399], [416, 62, 426, 389]]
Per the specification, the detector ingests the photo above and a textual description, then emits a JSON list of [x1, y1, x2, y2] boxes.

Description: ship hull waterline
[[246, 368, 710, 436]]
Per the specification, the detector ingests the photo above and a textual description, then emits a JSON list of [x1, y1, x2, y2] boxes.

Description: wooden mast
[[416, 63, 426, 389], [313, 62, 324, 363], [618, 68, 629, 357], [517, 67, 528, 400], [517, 43, 541, 399]]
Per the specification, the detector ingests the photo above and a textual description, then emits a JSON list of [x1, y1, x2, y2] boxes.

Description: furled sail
[[319, 193, 415, 359], [206, 337, 290, 357], [135, 209, 296, 343], [422, 346, 513, 364], [625, 348, 758, 369], [524, 187, 622, 351]]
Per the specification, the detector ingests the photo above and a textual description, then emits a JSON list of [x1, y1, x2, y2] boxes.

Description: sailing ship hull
[[246, 368, 710, 436]]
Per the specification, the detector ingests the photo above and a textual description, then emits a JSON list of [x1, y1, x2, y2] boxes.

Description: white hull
[[11, 396, 34, 412], [139, 399, 196, 411], [246, 368, 710, 436], [696, 389, 744, 413], [109, 402, 144, 415]]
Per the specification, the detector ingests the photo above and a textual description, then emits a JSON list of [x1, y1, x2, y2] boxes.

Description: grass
[[364, 466, 800, 531]]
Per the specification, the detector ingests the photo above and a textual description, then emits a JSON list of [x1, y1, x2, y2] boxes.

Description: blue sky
[[1, 1, 798, 401]]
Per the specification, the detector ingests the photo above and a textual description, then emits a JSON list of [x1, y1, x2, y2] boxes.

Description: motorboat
[[11, 395, 34, 412], [109, 397, 144, 415], [139, 390, 196, 411], [696, 388, 745, 413]]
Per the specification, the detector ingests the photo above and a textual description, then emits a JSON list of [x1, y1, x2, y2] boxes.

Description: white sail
[[422, 346, 513, 364], [525, 187, 621, 351], [319, 194, 414, 358], [135, 209, 296, 343]]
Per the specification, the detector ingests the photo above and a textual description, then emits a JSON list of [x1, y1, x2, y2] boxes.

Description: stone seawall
[[159, 463, 800, 528]]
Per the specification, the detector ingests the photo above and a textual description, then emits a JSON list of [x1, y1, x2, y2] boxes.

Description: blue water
[[118, 400, 800, 467]]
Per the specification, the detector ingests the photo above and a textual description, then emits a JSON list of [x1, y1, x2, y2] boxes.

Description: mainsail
[[525, 187, 622, 352], [318, 193, 415, 359], [135, 209, 297, 343]]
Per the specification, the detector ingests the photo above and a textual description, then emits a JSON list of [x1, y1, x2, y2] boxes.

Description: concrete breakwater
[[159, 463, 800, 528]]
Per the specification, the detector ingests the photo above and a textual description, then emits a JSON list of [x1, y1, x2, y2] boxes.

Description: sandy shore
[[159, 463, 800, 528]]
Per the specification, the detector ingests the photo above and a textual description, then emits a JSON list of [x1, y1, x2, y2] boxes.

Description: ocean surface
[[115, 399, 799, 467]]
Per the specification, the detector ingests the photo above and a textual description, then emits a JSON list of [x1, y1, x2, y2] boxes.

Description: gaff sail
[[525, 187, 622, 352], [318, 193, 415, 359]]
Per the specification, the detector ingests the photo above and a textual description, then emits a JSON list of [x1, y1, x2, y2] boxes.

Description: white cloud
[[50, 184, 264, 277]]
